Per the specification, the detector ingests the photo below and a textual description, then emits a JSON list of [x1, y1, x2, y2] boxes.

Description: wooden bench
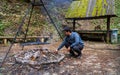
[[76, 30, 112, 42], [0, 36, 50, 45]]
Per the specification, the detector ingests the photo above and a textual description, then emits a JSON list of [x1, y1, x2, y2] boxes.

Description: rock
[[28, 70, 42, 75], [52, 73, 58, 75], [93, 70, 102, 75], [0, 68, 5, 71], [82, 61, 93, 66], [106, 69, 117, 75], [115, 57, 120, 63], [24, 52, 33, 60], [86, 72, 93, 75], [43, 72, 50, 75], [108, 62, 116, 68], [94, 63, 101, 69], [0, 56, 4, 63], [73, 61, 81, 65], [65, 65, 74, 69], [33, 51, 40, 59], [59, 67, 66, 73]]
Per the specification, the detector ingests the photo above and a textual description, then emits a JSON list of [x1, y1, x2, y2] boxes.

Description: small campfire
[[14, 48, 65, 66]]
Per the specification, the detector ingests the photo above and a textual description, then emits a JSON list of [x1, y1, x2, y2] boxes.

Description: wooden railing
[[0, 36, 50, 45]]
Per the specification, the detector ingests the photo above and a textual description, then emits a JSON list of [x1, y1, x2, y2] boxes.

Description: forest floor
[[0, 41, 120, 75]]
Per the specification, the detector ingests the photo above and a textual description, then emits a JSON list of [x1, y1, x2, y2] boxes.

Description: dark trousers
[[65, 42, 84, 57]]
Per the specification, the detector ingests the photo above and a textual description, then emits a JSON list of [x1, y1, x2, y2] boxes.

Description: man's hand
[[54, 49, 58, 54], [67, 47, 71, 52]]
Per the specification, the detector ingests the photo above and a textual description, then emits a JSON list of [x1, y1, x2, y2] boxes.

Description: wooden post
[[106, 17, 110, 43], [4, 39, 7, 45], [73, 19, 76, 31]]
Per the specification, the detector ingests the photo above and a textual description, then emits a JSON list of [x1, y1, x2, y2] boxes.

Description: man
[[56, 26, 84, 58]]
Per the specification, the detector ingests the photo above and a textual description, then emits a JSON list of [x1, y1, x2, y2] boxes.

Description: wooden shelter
[[65, 0, 116, 43]]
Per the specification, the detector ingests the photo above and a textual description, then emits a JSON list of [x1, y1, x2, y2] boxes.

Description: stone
[[65, 65, 74, 69], [106, 69, 117, 75], [115, 57, 120, 63], [94, 63, 101, 69], [108, 62, 116, 68], [43, 72, 50, 75], [86, 72, 93, 75], [52, 73, 58, 75], [59, 67, 66, 74], [73, 61, 81, 65]]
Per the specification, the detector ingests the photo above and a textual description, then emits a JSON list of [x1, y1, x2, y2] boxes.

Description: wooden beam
[[73, 19, 76, 31], [106, 17, 111, 43], [65, 15, 116, 20]]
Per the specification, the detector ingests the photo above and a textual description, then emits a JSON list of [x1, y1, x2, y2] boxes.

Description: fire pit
[[14, 48, 65, 66]]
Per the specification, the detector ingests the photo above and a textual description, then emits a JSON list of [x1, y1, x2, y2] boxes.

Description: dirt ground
[[0, 41, 120, 75]]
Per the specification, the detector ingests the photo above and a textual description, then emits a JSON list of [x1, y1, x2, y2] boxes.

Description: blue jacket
[[57, 32, 84, 50]]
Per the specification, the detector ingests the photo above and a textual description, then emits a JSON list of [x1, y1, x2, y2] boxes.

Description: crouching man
[[55, 26, 84, 58]]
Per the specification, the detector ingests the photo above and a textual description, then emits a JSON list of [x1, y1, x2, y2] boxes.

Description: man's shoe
[[66, 54, 75, 58], [68, 54, 73, 57], [74, 53, 82, 58], [76, 55, 82, 58]]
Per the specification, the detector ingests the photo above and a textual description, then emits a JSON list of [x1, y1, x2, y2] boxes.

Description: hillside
[[0, 0, 120, 37], [0, 0, 58, 37]]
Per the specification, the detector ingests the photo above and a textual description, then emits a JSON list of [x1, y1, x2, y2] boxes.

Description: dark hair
[[63, 26, 71, 32]]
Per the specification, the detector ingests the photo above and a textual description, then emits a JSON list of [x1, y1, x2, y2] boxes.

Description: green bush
[[0, 21, 5, 36], [115, 0, 120, 17], [110, 0, 120, 33]]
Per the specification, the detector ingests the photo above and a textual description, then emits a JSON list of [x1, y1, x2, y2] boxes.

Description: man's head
[[63, 27, 72, 36]]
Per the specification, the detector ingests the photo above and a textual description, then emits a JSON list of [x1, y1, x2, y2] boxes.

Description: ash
[[14, 48, 65, 66]]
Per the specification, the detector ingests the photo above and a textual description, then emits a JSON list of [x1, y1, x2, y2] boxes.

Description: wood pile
[[14, 48, 65, 66]]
